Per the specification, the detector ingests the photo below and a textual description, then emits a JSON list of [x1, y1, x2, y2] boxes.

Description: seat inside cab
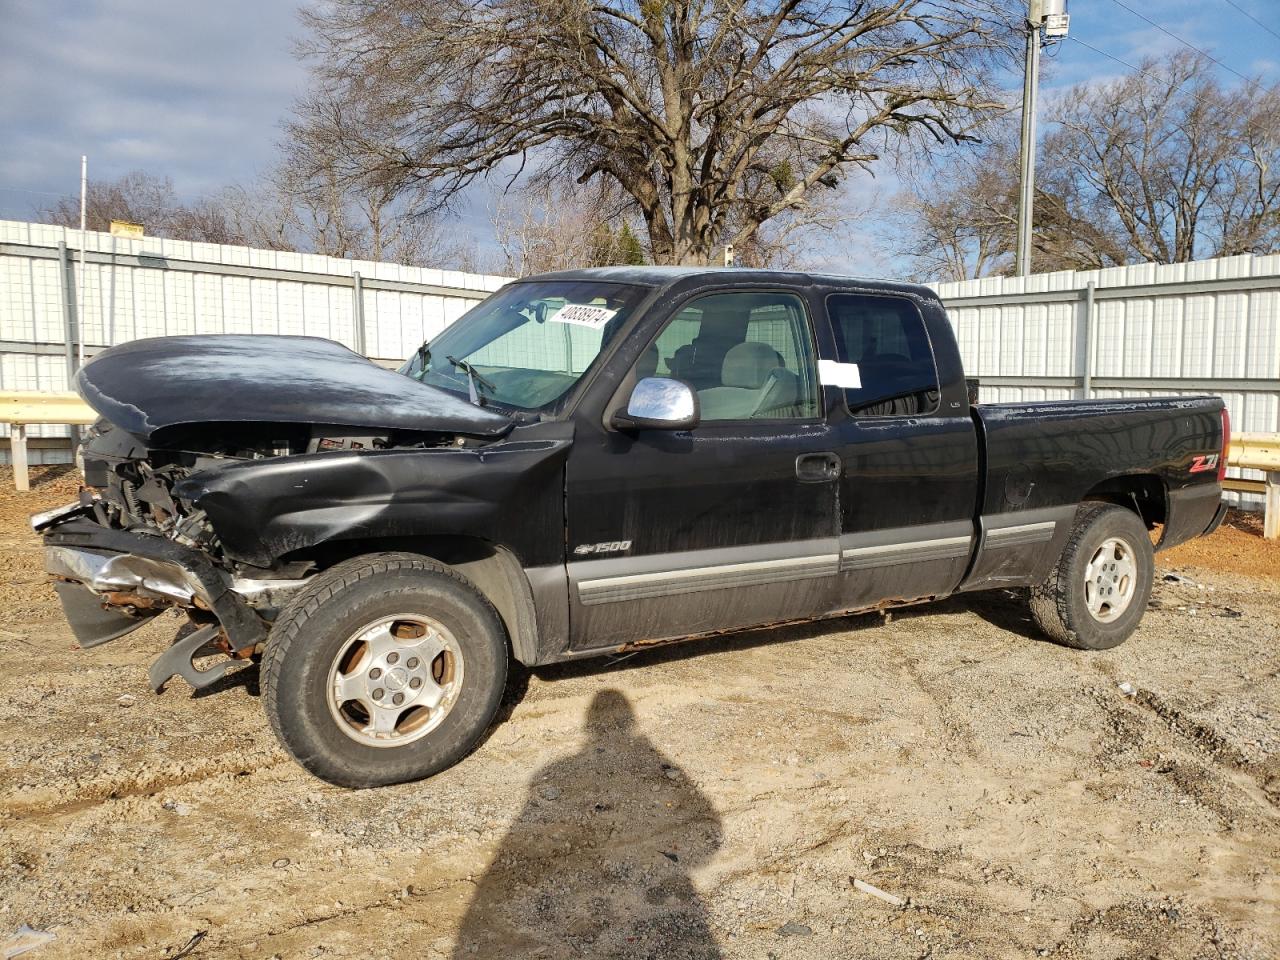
[[646, 293, 816, 421]]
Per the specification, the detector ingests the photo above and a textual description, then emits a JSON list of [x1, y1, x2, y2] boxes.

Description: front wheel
[[261, 553, 508, 787], [1029, 503, 1154, 650]]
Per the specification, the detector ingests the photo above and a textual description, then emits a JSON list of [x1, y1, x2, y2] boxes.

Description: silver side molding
[[578, 552, 839, 606], [838, 520, 975, 572], [984, 519, 1058, 549], [572, 523, 982, 607], [841, 535, 972, 570]]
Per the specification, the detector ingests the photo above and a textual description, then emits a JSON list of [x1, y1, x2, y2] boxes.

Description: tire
[[1029, 502, 1154, 650], [261, 553, 508, 787]]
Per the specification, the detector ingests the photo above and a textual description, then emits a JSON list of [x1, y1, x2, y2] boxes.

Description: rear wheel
[[261, 553, 508, 787], [1029, 503, 1153, 650]]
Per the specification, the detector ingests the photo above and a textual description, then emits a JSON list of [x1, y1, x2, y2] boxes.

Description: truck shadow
[[955, 589, 1044, 641], [532, 591, 1045, 685], [183, 592, 1044, 707], [452, 689, 723, 959]]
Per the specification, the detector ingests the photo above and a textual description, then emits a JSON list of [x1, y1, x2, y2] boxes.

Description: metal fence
[[0, 219, 510, 462], [1, 217, 1277, 503], [931, 254, 1280, 504]]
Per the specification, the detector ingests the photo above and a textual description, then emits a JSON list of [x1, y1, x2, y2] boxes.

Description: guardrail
[[1228, 433, 1280, 471], [1226, 433, 1280, 540], [1, 390, 1278, 538], [0, 392, 96, 492]]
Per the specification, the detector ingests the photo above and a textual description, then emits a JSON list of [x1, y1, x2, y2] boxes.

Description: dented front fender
[[174, 425, 574, 568]]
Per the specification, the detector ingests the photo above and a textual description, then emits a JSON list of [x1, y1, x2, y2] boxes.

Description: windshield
[[399, 280, 650, 412]]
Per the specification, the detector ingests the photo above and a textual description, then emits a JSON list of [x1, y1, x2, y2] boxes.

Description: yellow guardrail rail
[[0, 391, 96, 492], [0, 390, 1276, 536], [1228, 433, 1280, 539], [1228, 432, 1280, 472], [0, 391, 97, 426]]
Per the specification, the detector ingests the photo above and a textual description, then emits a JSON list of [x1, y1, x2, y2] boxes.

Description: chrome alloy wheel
[[1084, 537, 1136, 623], [326, 614, 465, 747]]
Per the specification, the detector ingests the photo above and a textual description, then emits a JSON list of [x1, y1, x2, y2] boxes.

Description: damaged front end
[[37, 333, 516, 692], [34, 425, 301, 691]]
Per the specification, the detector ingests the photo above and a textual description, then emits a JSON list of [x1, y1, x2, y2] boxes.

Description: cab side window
[[642, 292, 820, 421], [827, 294, 940, 416]]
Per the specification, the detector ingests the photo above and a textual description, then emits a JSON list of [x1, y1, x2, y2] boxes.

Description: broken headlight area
[[75, 419, 316, 553], [75, 421, 412, 554], [36, 422, 323, 690]]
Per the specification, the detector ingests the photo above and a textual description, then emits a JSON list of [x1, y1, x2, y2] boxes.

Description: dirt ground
[[1, 466, 1277, 960]]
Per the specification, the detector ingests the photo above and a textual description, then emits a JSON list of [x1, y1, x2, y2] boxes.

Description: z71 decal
[[1189, 453, 1219, 473]]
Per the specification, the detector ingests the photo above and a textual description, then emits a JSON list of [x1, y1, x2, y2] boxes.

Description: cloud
[[1, 0, 1265, 276], [0, 0, 307, 214], [1030, 0, 1270, 95]]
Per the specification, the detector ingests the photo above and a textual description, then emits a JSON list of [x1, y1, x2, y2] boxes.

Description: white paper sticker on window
[[549, 304, 618, 329], [819, 359, 862, 389]]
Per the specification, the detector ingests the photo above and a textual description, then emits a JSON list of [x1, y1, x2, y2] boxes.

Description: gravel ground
[[1, 466, 1277, 959]]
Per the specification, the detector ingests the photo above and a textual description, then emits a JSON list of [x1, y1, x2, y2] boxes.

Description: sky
[[1, 0, 1278, 274]]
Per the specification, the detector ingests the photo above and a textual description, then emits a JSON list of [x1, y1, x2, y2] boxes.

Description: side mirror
[[611, 377, 700, 431]]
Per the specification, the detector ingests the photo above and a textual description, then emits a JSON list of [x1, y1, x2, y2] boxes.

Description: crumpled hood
[[75, 334, 513, 442]]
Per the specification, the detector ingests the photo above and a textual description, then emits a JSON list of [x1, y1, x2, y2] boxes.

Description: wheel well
[[282, 535, 541, 666], [1082, 474, 1167, 529]]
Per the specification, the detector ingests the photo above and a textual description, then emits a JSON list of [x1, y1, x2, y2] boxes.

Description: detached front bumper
[[39, 515, 291, 691], [42, 517, 269, 650]]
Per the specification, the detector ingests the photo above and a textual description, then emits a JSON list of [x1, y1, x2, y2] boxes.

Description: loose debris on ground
[[1, 466, 1276, 958]]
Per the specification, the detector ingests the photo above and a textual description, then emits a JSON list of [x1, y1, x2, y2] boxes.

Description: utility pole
[[1015, 1, 1070, 277], [77, 155, 87, 366]]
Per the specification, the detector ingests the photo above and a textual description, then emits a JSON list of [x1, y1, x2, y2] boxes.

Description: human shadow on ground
[[453, 689, 723, 960]]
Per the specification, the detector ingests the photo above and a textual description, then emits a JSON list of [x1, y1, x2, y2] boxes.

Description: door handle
[[796, 452, 842, 482]]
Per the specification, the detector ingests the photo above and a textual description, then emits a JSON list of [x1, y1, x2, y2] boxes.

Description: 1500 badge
[[573, 540, 632, 556]]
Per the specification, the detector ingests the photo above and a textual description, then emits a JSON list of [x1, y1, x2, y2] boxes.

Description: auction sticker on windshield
[[550, 304, 618, 329]]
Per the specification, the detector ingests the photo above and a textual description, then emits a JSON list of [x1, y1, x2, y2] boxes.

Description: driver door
[[563, 290, 843, 650]]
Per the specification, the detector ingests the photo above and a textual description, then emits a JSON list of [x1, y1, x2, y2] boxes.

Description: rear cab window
[[826, 294, 940, 417]]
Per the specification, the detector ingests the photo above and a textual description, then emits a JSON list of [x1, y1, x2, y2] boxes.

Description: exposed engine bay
[[72, 420, 401, 566]]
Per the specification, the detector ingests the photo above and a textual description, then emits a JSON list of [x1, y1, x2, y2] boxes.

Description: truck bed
[[959, 395, 1226, 592]]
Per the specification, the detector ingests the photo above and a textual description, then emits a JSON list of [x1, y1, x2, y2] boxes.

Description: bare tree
[[220, 159, 459, 267], [1206, 83, 1280, 256], [1041, 51, 1280, 265], [274, 110, 460, 264], [291, 0, 1013, 266], [488, 179, 647, 275], [39, 163, 462, 268], [889, 52, 1280, 278], [39, 170, 242, 244], [882, 124, 1017, 280]]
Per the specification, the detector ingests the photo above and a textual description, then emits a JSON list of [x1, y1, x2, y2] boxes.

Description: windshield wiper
[[446, 356, 497, 406], [410, 341, 431, 380]]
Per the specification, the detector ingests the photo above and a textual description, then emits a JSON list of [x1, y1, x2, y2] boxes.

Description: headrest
[[721, 341, 781, 389]]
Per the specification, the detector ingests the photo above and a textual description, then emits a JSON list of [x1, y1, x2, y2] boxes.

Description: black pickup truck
[[35, 267, 1229, 786]]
